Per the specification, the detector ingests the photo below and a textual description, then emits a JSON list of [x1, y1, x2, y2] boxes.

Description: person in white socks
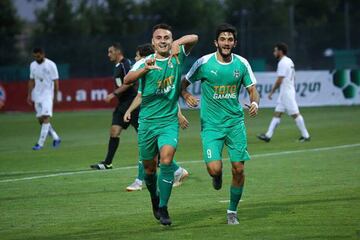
[[27, 47, 61, 150], [258, 42, 310, 143]]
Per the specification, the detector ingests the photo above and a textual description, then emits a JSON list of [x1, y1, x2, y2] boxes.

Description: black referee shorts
[[112, 104, 139, 131]]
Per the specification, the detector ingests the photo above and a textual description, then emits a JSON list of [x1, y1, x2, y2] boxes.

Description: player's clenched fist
[[123, 110, 131, 123]]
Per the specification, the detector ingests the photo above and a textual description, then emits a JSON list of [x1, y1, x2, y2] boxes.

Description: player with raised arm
[[257, 42, 310, 142], [181, 23, 259, 225], [125, 43, 189, 192], [28, 48, 61, 150], [124, 24, 198, 226], [90, 43, 137, 170]]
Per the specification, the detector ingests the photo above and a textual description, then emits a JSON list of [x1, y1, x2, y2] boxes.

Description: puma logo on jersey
[[211, 70, 218, 76], [162, 179, 173, 184]]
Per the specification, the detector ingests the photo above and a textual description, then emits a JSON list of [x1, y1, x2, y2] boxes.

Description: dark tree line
[[1, 0, 359, 77]]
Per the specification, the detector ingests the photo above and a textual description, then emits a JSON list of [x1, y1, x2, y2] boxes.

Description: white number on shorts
[[207, 149, 212, 159]]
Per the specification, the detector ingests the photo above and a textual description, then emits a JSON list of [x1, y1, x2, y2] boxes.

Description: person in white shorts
[[258, 42, 310, 142], [27, 48, 61, 150]]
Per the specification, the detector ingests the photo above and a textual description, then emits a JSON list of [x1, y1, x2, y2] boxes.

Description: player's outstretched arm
[[246, 85, 260, 117], [124, 68, 148, 85], [124, 55, 161, 85], [268, 76, 284, 100], [181, 78, 199, 108], [124, 93, 142, 122], [27, 79, 35, 105], [172, 34, 199, 56]]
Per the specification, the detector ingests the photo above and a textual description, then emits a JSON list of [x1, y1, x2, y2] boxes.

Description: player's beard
[[36, 58, 44, 64], [218, 47, 232, 60]]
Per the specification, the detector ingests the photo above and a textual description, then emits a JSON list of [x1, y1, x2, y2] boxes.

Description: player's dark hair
[[215, 23, 237, 41], [32, 47, 44, 54], [111, 42, 123, 53], [275, 42, 288, 55], [137, 43, 154, 57], [152, 23, 172, 33]]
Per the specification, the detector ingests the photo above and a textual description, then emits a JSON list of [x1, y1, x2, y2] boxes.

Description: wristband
[[251, 101, 259, 109]]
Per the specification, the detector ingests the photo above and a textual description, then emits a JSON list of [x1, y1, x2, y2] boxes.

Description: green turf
[[0, 106, 359, 240]]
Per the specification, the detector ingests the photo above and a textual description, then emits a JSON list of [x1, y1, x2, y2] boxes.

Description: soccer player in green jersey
[[124, 23, 198, 226], [181, 23, 260, 225]]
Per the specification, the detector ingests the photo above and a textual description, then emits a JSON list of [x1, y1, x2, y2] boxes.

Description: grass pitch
[[0, 106, 359, 240]]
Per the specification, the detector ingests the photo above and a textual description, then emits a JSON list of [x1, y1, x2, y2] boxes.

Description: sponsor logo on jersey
[[156, 76, 175, 95], [213, 85, 237, 99]]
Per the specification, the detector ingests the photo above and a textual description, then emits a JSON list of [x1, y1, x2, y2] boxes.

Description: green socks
[[172, 159, 180, 172], [144, 173, 158, 199], [138, 159, 178, 181], [137, 160, 144, 181], [228, 186, 243, 212], [158, 163, 175, 207]]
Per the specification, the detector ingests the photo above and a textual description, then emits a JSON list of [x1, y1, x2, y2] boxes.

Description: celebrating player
[[90, 43, 136, 170], [181, 23, 259, 225], [124, 24, 198, 225], [28, 47, 61, 150], [257, 42, 310, 142], [125, 43, 189, 192]]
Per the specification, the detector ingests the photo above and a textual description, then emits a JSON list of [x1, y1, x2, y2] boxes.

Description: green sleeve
[[185, 57, 203, 83], [242, 60, 257, 88], [177, 45, 189, 64], [130, 58, 146, 72], [138, 78, 143, 94]]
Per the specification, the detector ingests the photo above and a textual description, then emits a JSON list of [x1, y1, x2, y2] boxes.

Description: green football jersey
[[131, 45, 188, 124], [186, 52, 257, 128]]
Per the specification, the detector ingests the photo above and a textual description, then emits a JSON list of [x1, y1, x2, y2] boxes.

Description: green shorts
[[201, 122, 250, 163], [138, 121, 179, 161]]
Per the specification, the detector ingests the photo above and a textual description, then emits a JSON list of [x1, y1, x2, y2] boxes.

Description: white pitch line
[[0, 143, 359, 184]]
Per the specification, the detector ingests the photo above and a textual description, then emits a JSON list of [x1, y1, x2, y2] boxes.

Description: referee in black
[[91, 43, 139, 170]]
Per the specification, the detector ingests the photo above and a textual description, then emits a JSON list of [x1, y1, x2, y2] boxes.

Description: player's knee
[[231, 164, 244, 176], [41, 116, 50, 123], [160, 156, 172, 165], [207, 167, 222, 177], [159, 146, 175, 165], [143, 161, 156, 174], [110, 126, 121, 137], [291, 113, 300, 119], [274, 112, 282, 118]]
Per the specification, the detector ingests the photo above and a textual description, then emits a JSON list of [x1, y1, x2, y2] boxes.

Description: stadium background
[[0, 0, 359, 239]]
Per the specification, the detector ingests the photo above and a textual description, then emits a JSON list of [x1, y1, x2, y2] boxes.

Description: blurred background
[[1, 0, 360, 79], [0, 0, 359, 111]]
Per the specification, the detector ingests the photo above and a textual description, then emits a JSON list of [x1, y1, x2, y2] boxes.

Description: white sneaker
[[126, 179, 143, 191], [227, 211, 239, 225], [173, 167, 189, 187]]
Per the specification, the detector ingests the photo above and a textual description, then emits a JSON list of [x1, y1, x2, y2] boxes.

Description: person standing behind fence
[[257, 42, 310, 143], [27, 47, 61, 150]]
